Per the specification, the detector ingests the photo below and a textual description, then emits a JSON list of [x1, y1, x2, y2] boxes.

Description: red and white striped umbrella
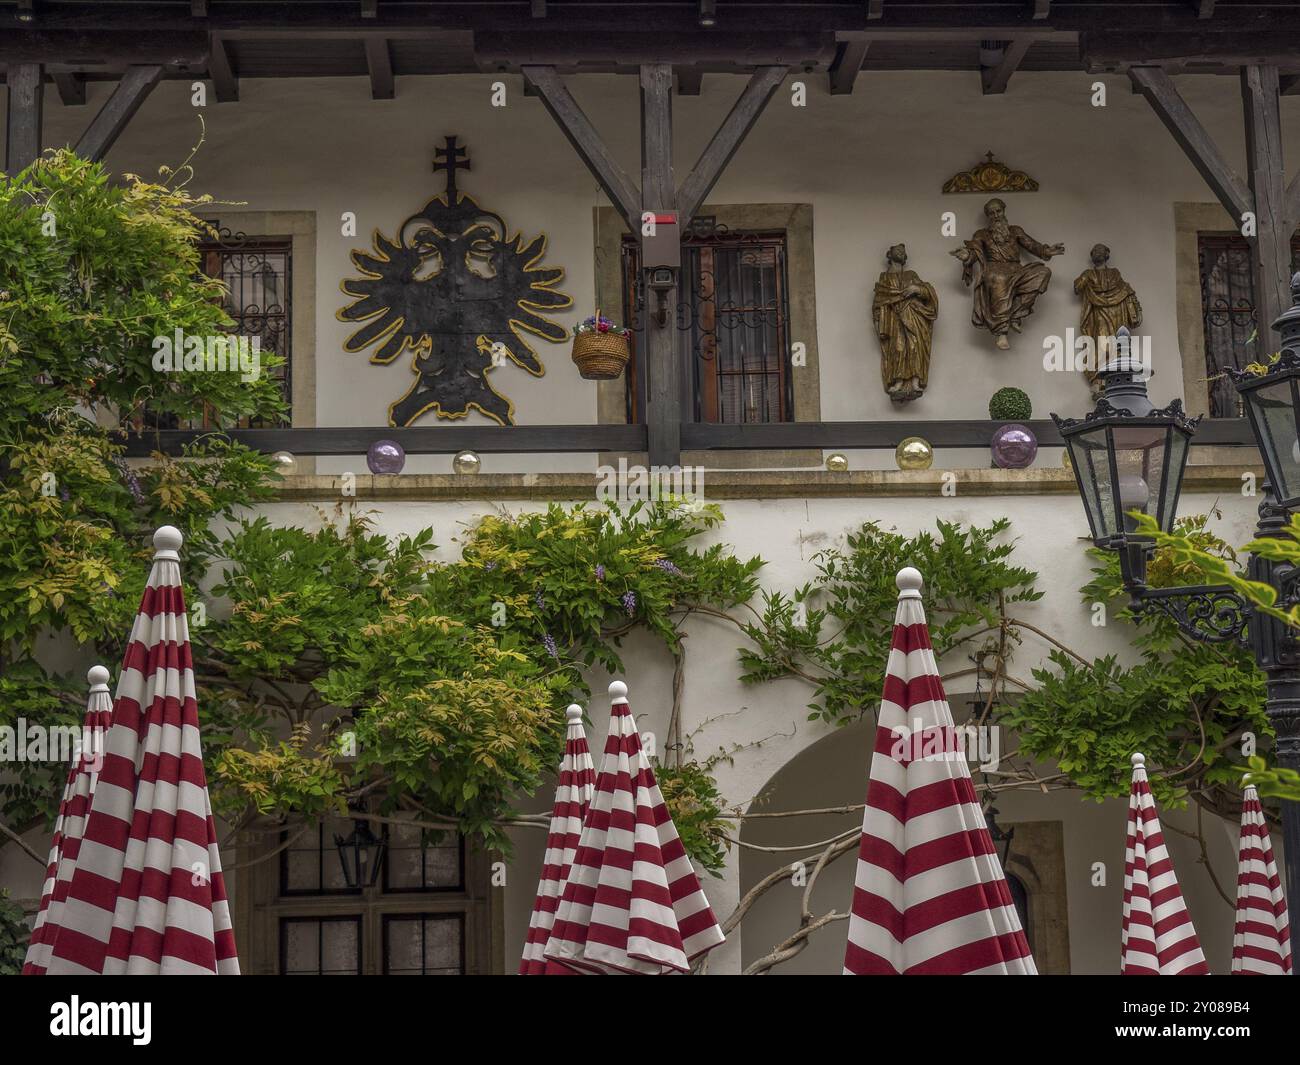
[[1230, 782, 1292, 975], [44, 526, 239, 975], [543, 680, 725, 974], [519, 703, 596, 975], [843, 567, 1036, 975], [22, 665, 114, 975], [1121, 752, 1209, 975]]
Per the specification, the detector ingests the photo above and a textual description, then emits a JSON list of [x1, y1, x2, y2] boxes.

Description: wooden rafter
[[981, 38, 1032, 95], [677, 64, 786, 221], [1032, 0, 1050, 18], [829, 40, 869, 96], [1242, 64, 1291, 330], [74, 64, 163, 162], [53, 71, 86, 106], [521, 65, 641, 231], [867, 0, 883, 19], [1128, 66, 1251, 220], [191, 0, 208, 15], [1196, 0, 1215, 17], [532, 0, 546, 15], [364, 37, 394, 99], [208, 34, 239, 102]]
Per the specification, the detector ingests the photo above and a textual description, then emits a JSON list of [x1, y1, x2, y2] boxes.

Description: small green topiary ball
[[989, 386, 1032, 421]]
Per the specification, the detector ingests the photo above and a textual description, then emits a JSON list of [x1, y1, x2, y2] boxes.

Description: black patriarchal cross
[[433, 135, 471, 200]]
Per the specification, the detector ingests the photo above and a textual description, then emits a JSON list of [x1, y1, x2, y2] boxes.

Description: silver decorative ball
[[271, 450, 297, 475], [452, 450, 482, 475]]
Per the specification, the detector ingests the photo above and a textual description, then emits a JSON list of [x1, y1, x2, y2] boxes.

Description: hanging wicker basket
[[571, 309, 631, 380]]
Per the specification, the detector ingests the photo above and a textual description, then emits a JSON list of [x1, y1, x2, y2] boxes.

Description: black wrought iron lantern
[[334, 818, 386, 889], [1231, 273, 1300, 510], [983, 797, 1015, 867], [1051, 328, 1200, 546]]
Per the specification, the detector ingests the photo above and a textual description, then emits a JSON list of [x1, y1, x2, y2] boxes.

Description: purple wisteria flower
[[535, 590, 546, 610], [542, 634, 559, 659], [483, 561, 497, 572], [594, 564, 606, 581], [622, 590, 637, 617], [654, 558, 684, 577]]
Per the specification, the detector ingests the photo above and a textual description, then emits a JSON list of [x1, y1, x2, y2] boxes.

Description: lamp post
[[1052, 277, 1300, 930]]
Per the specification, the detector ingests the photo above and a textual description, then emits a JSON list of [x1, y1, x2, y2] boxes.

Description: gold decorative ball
[[895, 436, 934, 471], [270, 450, 297, 475], [825, 452, 849, 473], [452, 449, 482, 475]]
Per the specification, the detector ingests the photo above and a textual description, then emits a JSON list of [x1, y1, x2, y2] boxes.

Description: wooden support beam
[[1195, 0, 1215, 18], [639, 63, 682, 467], [0, 30, 208, 65], [73, 64, 162, 162], [867, 1, 883, 20], [521, 65, 641, 232], [53, 71, 86, 106], [364, 37, 394, 99], [1032, 0, 1051, 19], [677, 65, 786, 221], [4, 62, 43, 173], [981, 38, 1032, 95], [1088, 32, 1300, 67], [676, 68, 702, 96], [829, 39, 869, 96], [1129, 66, 1252, 222], [1242, 65, 1292, 335], [208, 34, 238, 102]]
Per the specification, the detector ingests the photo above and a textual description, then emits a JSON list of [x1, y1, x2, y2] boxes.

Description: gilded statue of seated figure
[[952, 197, 1064, 350]]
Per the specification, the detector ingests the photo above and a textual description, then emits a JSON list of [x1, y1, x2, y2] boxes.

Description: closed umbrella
[[519, 703, 596, 974], [1230, 781, 1292, 975], [44, 526, 239, 974], [544, 680, 725, 974], [22, 665, 114, 975], [843, 566, 1036, 975], [1120, 752, 1209, 975]]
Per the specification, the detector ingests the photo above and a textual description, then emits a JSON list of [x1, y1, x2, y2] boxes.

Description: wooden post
[[640, 63, 681, 467], [1242, 64, 1291, 339], [74, 65, 164, 163], [5, 62, 44, 173]]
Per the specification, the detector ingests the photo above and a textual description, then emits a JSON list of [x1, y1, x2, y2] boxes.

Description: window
[[621, 225, 793, 425], [1198, 232, 1300, 418], [143, 229, 292, 430], [237, 813, 494, 975]]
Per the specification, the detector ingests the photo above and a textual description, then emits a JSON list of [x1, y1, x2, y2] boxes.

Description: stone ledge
[[269, 464, 1262, 502]]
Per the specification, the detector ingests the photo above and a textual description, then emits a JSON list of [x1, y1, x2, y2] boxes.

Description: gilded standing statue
[[1074, 243, 1142, 392], [872, 243, 939, 403], [951, 197, 1064, 349]]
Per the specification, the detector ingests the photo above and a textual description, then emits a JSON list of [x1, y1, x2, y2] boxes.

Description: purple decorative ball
[[366, 439, 406, 475], [991, 424, 1038, 469]]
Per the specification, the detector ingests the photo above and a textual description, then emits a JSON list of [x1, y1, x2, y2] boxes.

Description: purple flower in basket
[[622, 590, 637, 617]]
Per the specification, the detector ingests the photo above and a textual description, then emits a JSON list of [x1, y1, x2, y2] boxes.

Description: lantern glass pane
[[1157, 430, 1189, 531], [1247, 379, 1300, 503], [1111, 423, 1169, 535], [1068, 426, 1115, 539]]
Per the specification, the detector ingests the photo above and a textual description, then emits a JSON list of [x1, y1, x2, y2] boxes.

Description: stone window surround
[[592, 202, 824, 469]]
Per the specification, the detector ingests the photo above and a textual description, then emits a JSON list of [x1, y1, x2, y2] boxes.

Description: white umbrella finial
[[608, 680, 628, 704], [565, 704, 584, 723], [86, 665, 110, 690], [153, 525, 183, 560], [1130, 752, 1145, 769], [896, 567, 923, 599]]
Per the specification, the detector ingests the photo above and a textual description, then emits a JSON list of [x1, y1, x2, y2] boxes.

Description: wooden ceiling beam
[[829, 39, 869, 96], [1128, 66, 1251, 220], [0, 30, 208, 65], [208, 33, 238, 101], [1086, 31, 1300, 67], [981, 37, 1033, 95], [73, 63, 162, 161], [677, 64, 785, 220], [364, 36, 393, 98], [521, 64, 642, 232], [52, 69, 85, 105]]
